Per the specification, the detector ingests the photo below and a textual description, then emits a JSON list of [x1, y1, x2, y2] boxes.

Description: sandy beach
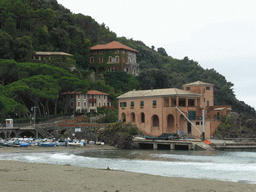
[[0, 146, 256, 192]]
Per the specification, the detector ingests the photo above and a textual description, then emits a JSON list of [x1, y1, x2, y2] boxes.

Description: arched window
[[167, 114, 174, 129], [152, 115, 159, 127], [99, 57, 103, 63], [122, 113, 126, 123], [109, 56, 112, 62], [115, 56, 119, 62], [131, 112, 135, 122], [141, 113, 145, 123]]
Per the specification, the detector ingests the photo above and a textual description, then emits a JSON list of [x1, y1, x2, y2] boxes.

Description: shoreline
[[1, 146, 256, 192]]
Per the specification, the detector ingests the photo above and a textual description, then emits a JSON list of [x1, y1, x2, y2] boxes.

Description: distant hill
[[0, 0, 255, 119]]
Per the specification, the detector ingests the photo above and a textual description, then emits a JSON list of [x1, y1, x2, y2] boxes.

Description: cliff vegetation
[[0, 0, 255, 122]]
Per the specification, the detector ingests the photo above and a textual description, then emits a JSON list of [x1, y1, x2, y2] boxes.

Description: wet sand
[[0, 146, 256, 192]]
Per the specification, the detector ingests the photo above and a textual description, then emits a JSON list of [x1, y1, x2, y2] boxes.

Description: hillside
[[0, 0, 255, 120]]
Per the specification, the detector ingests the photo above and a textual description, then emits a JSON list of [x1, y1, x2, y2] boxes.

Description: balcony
[[89, 98, 96, 103]]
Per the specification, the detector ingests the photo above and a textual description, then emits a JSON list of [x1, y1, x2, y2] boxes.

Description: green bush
[[99, 122, 140, 149]]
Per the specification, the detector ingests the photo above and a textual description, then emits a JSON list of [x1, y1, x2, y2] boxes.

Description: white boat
[[67, 139, 85, 147]]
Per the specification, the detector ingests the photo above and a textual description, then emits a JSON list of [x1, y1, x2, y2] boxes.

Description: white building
[[63, 90, 111, 113]]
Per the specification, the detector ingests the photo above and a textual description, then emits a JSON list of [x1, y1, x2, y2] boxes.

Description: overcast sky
[[57, 0, 256, 109]]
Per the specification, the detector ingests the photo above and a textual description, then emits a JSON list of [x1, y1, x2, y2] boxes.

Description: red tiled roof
[[87, 90, 109, 95], [91, 41, 138, 53]]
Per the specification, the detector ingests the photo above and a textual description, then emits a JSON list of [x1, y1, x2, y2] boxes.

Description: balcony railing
[[89, 98, 96, 103]]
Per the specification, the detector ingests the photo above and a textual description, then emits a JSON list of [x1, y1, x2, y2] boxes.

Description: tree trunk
[[54, 99, 58, 115], [46, 99, 50, 117], [36, 100, 42, 117], [64, 95, 69, 114], [39, 99, 46, 117]]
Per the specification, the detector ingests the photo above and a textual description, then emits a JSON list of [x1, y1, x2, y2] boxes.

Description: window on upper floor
[[109, 56, 112, 62], [153, 100, 157, 106], [77, 95, 80, 99], [115, 50, 119, 53], [120, 102, 127, 107], [90, 57, 94, 63], [77, 101, 80, 107], [206, 87, 210, 90], [116, 56, 119, 62], [99, 57, 103, 63], [140, 101, 144, 107], [131, 101, 134, 107], [70, 102, 73, 107], [99, 95, 101, 99], [186, 87, 190, 90], [99, 50, 103, 54], [84, 95, 86, 99]]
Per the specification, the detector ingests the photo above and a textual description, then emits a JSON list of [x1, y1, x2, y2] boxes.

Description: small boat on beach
[[40, 142, 56, 147], [19, 142, 30, 147], [67, 139, 86, 147]]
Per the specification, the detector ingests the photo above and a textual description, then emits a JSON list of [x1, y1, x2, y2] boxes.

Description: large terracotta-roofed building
[[89, 41, 139, 75]]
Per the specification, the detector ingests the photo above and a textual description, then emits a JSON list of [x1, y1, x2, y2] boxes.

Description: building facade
[[89, 41, 139, 75], [117, 81, 231, 139], [63, 90, 111, 113], [33, 52, 73, 62], [33, 52, 76, 71]]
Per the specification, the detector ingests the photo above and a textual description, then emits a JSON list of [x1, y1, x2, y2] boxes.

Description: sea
[[1, 148, 256, 184]]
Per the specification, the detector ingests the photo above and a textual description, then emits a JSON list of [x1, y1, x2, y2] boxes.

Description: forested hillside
[[0, 0, 255, 120]]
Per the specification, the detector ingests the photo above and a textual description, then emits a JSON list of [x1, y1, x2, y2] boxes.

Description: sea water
[[0, 149, 256, 184]]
